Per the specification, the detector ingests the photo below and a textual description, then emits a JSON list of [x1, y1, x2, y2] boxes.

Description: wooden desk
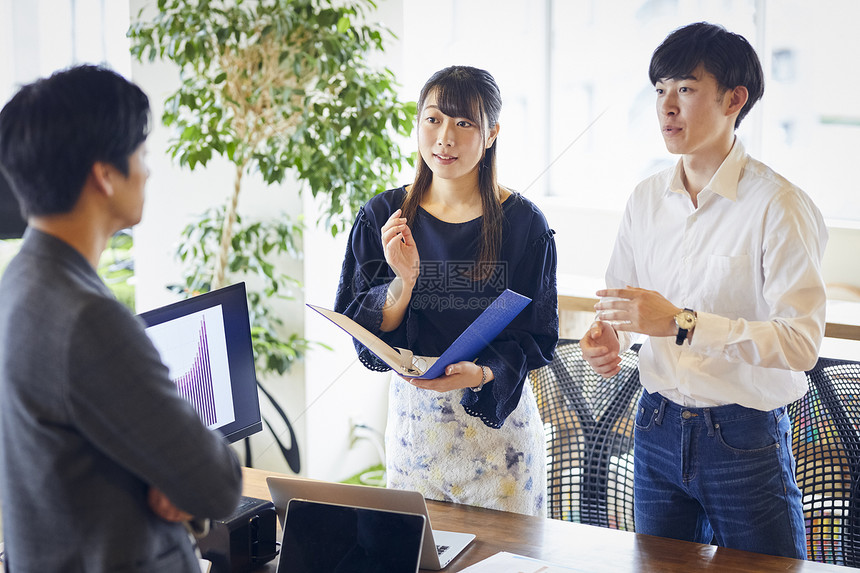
[[241, 467, 853, 573]]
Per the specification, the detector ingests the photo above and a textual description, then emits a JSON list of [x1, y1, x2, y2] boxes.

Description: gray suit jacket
[[0, 229, 242, 572]]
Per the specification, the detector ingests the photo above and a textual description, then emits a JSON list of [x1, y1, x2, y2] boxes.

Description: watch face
[[676, 311, 696, 329]]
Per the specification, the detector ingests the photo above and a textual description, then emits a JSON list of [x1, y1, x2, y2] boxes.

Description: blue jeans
[[633, 390, 806, 559]]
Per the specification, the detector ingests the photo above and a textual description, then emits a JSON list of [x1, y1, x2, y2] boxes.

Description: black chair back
[[532, 341, 860, 566], [790, 356, 860, 566], [531, 339, 642, 530]]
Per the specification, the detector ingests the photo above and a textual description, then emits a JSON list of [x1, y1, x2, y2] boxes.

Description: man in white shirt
[[580, 22, 827, 559]]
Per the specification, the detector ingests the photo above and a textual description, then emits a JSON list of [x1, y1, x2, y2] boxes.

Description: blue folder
[[308, 289, 531, 380]]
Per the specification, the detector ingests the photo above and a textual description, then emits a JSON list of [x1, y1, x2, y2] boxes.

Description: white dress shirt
[[606, 139, 828, 410]]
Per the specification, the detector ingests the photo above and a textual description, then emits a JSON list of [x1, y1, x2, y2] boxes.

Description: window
[[0, 0, 131, 105], [760, 0, 860, 224], [546, 0, 758, 210], [0, 0, 135, 306], [401, 0, 860, 223]]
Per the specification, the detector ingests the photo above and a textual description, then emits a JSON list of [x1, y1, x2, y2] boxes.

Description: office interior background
[[0, 0, 858, 491]]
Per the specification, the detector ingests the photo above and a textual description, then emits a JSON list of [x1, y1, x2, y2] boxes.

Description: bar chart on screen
[[173, 316, 217, 425], [145, 305, 236, 429]]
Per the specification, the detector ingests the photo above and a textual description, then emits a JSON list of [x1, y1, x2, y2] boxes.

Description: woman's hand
[[379, 209, 420, 332], [406, 361, 493, 393], [381, 209, 419, 286]]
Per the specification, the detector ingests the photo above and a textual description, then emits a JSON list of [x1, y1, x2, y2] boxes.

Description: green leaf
[[337, 15, 351, 34], [130, 0, 414, 376]]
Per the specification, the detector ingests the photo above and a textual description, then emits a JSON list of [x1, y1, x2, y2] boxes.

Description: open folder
[[308, 289, 531, 380]]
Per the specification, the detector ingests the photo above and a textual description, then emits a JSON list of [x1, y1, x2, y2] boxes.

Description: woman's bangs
[[433, 80, 483, 127]]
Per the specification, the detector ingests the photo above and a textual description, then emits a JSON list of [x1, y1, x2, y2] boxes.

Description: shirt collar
[[667, 138, 748, 202]]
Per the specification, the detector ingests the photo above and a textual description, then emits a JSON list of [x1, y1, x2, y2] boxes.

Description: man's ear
[[87, 161, 116, 198], [486, 122, 501, 149], [726, 86, 749, 117]]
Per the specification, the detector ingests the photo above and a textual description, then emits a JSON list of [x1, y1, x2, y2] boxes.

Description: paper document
[[308, 289, 530, 379], [459, 552, 582, 572]]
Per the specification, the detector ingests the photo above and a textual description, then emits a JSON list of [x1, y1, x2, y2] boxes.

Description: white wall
[[300, 0, 406, 481]]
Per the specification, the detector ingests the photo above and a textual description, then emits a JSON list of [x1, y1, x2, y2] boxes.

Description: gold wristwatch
[[674, 308, 696, 345]]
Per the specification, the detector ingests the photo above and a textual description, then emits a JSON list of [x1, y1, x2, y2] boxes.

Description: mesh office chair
[[531, 339, 642, 530], [790, 357, 860, 567], [532, 341, 860, 566]]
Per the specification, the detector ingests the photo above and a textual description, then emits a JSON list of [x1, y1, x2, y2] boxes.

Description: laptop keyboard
[[436, 545, 450, 555]]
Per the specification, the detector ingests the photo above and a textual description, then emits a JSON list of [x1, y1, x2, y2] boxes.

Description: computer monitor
[[0, 170, 26, 239], [138, 282, 262, 443]]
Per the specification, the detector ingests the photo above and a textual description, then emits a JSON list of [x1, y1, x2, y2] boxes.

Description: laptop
[[277, 498, 425, 573], [267, 476, 475, 570]]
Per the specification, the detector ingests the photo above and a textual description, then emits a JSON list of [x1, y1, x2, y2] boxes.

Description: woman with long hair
[[335, 66, 558, 515]]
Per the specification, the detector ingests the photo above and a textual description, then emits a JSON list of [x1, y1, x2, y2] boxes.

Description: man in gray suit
[[0, 65, 242, 571]]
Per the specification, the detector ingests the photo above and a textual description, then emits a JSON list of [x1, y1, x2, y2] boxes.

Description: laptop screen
[[278, 499, 425, 573], [138, 282, 262, 443]]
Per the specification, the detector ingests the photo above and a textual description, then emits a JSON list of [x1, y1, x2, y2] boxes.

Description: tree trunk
[[213, 163, 244, 291]]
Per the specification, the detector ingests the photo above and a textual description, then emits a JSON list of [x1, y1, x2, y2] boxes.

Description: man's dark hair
[[649, 22, 764, 129], [0, 65, 150, 217]]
